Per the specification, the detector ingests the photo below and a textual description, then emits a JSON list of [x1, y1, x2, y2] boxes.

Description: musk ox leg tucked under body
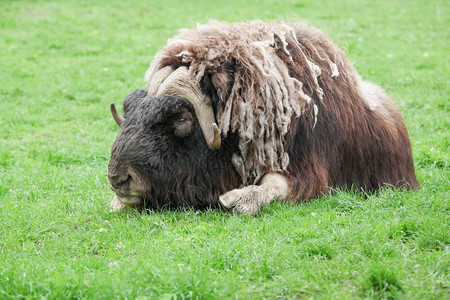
[[219, 173, 291, 214], [107, 21, 418, 214]]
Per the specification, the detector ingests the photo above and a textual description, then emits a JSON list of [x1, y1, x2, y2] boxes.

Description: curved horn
[[156, 66, 222, 150], [148, 66, 174, 95], [110, 103, 123, 127]]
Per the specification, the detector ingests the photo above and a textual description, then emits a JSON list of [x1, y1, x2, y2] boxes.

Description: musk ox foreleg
[[219, 172, 291, 214]]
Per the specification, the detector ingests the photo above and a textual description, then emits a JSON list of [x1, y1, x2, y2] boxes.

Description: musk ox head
[[108, 68, 241, 211]]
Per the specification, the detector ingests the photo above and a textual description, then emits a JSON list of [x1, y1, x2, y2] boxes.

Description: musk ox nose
[[109, 174, 132, 191]]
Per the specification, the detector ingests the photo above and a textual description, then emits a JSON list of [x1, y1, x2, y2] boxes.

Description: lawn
[[0, 0, 448, 298]]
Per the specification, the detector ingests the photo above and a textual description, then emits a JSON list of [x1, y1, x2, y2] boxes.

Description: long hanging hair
[[145, 21, 353, 184]]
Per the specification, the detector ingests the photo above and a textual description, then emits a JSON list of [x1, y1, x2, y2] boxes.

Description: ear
[[123, 89, 148, 118]]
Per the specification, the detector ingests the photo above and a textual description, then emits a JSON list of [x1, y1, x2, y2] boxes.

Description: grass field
[[0, 0, 449, 298]]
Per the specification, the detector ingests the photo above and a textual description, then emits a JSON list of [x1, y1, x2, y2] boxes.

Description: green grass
[[0, 0, 448, 298]]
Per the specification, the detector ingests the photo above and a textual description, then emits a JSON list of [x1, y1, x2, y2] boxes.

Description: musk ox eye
[[173, 113, 194, 138], [177, 118, 187, 124]]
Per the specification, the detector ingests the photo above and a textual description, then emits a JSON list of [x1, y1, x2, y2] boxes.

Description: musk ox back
[[107, 21, 418, 214]]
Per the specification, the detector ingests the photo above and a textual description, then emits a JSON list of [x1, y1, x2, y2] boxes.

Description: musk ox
[[107, 21, 418, 214]]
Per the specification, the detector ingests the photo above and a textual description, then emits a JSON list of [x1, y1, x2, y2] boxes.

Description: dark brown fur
[[279, 24, 419, 198], [109, 21, 418, 212], [201, 22, 418, 196]]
